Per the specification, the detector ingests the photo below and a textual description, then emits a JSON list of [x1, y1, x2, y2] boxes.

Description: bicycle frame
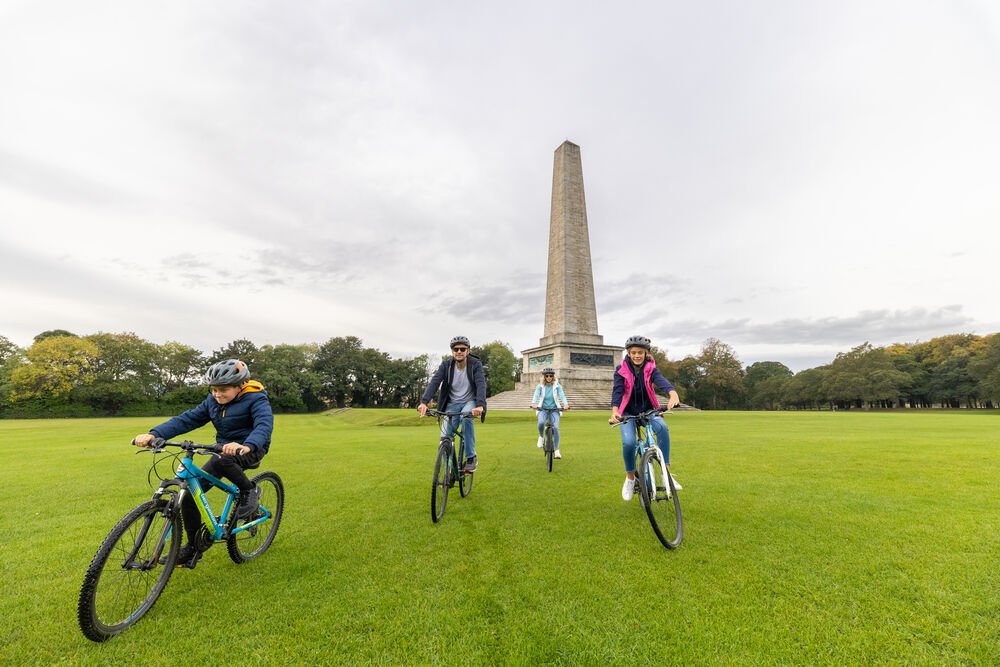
[[616, 409, 670, 489], [151, 443, 272, 542]]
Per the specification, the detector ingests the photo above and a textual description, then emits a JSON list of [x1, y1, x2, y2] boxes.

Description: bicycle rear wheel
[[639, 447, 683, 549], [227, 471, 285, 563], [78, 499, 181, 642], [544, 428, 554, 472], [431, 441, 452, 522], [458, 435, 473, 497]]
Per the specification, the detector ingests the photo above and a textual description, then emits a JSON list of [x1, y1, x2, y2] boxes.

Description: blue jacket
[[421, 356, 487, 415], [532, 382, 568, 409], [151, 381, 273, 454]]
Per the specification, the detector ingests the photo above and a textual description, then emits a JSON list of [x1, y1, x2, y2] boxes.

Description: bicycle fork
[[125, 495, 178, 571]]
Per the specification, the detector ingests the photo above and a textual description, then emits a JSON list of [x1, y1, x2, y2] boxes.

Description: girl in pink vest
[[609, 335, 681, 501]]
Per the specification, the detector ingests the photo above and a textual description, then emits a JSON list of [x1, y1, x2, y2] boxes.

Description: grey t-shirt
[[449, 363, 474, 405]]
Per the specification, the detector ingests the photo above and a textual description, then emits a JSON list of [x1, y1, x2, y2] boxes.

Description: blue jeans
[[537, 409, 561, 449], [620, 415, 670, 472], [441, 400, 477, 459]]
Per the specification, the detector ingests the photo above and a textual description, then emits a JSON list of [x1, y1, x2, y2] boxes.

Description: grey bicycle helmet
[[450, 335, 471, 349], [204, 359, 250, 386], [624, 335, 651, 350], [542, 367, 555, 375]]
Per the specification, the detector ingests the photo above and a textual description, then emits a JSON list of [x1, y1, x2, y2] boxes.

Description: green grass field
[[3, 409, 1000, 665]]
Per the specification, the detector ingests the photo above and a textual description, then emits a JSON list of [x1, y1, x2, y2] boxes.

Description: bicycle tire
[[458, 434, 473, 497], [545, 427, 554, 472], [431, 442, 451, 522], [227, 471, 285, 563], [638, 447, 683, 549], [78, 499, 181, 642]]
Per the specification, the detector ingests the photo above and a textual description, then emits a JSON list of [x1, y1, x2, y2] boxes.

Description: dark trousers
[[182, 450, 263, 543]]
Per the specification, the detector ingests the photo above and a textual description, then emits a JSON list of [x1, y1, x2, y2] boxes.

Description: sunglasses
[[452, 347, 468, 353]]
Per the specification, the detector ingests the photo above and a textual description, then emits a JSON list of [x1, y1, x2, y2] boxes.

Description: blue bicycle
[[614, 408, 683, 549], [78, 439, 284, 641]]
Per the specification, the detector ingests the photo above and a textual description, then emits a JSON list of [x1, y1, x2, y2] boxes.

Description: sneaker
[[537, 436, 543, 448], [554, 449, 561, 459], [171, 544, 201, 569], [669, 473, 682, 491], [621, 476, 635, 501], [463, 456, 478, 473], [236, 484, 261, 520]]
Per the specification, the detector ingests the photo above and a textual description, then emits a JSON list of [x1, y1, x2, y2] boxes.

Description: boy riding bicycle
[[133, 359, 273, 567]]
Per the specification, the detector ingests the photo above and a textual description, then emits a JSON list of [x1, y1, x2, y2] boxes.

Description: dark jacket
[[421, 355, 487, 416], [150, 381, 274, 454]]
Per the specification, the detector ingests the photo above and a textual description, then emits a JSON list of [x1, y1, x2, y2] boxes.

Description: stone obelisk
[[520, 141, 620, 399]]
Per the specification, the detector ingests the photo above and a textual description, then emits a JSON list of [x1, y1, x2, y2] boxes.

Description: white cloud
[[2, 0, 999, 371]]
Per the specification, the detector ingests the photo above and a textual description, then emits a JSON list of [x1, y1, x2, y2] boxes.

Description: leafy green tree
[[744, 361, 792, 410], [0, 335, 19, 365], [156, 342, 207, 393], [781, 367, 830, 410], [885, 343, 927, 408], [255, 343, 323, 412], [9, 335, 100, 401], [209, 339, 259, 367], [916, 334, 983, 407], [650, 345, 683, 403], [74, 332, 160, 413], [471, 341, 519, 396], [33, 329, 77, 343], [0, 336, 24, 410], [698, 338, 744, 409], [822, 342, 911, 409], [673, 355, 705, 408], [969, 334, 1000, 405], [383, 354, 430, 408], [314, 336, 364, 408]]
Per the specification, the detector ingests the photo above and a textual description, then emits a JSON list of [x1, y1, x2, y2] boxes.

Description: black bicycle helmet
[[542, 367, 555, 375], [204, 359, 250, 386], [624, 335, 651, 350], [450, 335, 471, 349]]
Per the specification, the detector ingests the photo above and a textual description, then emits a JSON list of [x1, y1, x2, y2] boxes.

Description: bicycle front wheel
[[544, 428, 554, 472], [639, 447, 683, 549], [458, 436, 473, 497], [78, 499, 181, 642], [227, 471, 285, 563], [431, 443, 451, 522]]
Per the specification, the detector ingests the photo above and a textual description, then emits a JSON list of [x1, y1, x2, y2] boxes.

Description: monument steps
[[488, 385, 700, 411], [487, 385, 609, 411]]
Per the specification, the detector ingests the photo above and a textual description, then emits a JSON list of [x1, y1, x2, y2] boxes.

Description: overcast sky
[[2, 1, 998, 372]]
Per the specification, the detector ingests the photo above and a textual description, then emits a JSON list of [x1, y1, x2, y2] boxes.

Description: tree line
[[658, 334, 1000, 410], [2, 329, 999, 417], [0, 330, 521, 418]]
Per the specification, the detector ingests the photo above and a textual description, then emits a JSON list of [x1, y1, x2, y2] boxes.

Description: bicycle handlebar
[[136, 438, 225, 455], [610, 407, 670, 427], [425, 409, 473, 418]]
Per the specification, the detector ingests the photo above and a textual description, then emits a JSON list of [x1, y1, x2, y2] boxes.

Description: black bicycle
[[536, 407, 563, 472], [426, 409, 474, 522], [613, 408, 683, 549]]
